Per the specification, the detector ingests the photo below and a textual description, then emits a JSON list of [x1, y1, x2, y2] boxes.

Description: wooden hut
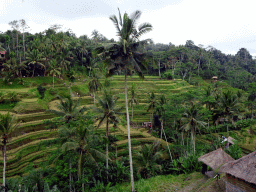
[[219, 150, 256, 192], [198, 148, 234, 177]]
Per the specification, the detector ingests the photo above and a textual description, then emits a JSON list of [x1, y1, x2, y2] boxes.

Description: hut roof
[[0, 51, 6, 54], [227, 136, 235, 145], [198, 148, 234, 170], [212, 76, 218, 79], [219, 150, 256, 185]]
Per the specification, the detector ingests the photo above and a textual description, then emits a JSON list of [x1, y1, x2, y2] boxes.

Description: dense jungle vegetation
[[0, 10, 256, 192]]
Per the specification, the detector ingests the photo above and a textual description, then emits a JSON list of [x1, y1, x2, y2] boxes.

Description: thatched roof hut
[[219, 150, 256, 185], [198, 148, 234, 170]]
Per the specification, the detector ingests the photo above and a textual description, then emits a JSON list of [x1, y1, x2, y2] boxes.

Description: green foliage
[[224, 142, 242, 160], [162, 70, 173, 80], [37, 85, 46, 99]]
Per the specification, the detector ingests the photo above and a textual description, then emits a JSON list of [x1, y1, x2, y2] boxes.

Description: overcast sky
[[1, 0, 256, 56]]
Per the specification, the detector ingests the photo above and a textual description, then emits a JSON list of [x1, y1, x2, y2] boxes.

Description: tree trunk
[[69, 159, 72, 192], [131, 103, 133, 122], [162, 124, 173, 162], [198, 59, 200, 76], [32, 66, 35, 78], [106, 118, 109, 181], [23, 30, 25, 58], [125, 72, 135, 192], [158, 61, 161, 77], [82, 171, 84, 192], [93, 93, 95, 105], [53, 75, 54, 88], [3, 144, 6, 192], [160, 120, 163, 139]]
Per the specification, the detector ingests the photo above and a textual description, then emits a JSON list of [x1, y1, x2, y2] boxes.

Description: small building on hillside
[[212, 76, 218, 82], [221, 136, 235, 148], [198, 148, 234, 178], [219, 150, 256, 192]]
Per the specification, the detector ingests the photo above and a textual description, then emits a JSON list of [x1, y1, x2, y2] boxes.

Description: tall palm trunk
[[3, 143, 6, 192], [125, 72, 135, 192], [106, 118, 109, 181], [53, 74, 55, 88], [131, 103, 134, 122], [69, 159, 72, 192]]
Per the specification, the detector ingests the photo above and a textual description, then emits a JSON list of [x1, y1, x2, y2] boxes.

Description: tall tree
[[94, 8, 153, 191], [181, 102, 206, 154], [93, 90, 122, 179], [128, 83, 139, 122], [88, 71, 102, 104], [0, 113, 19, 191], [48, 59, 61, 88]]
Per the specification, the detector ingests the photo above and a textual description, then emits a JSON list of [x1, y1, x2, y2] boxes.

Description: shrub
[[48, 87, 58, 96], [0, 91, 5, 103], [162, 70, 173, 80], [37, 85, 46, 99]]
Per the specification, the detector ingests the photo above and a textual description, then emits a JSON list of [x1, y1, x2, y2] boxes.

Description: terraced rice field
[[0, 76, 193, 179]]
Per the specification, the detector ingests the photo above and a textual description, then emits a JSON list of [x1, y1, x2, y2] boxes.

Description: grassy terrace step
[[17, 112, 57, 123], [0, 145, 57, 168], [6, 138, 56, 156], [6, 130, 57, 150], [0, 148, 57, 178]]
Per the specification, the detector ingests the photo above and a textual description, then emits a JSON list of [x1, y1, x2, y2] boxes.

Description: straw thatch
[[219, 150, 256, 185], [227, 136, 235, 145], [198, 148, 234, 170]]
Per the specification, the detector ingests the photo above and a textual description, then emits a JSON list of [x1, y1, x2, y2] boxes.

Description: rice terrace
[[0, 4, 256, 192]]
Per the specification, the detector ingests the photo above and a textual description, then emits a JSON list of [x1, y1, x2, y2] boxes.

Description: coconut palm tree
[[181, 102, 206, 154], [147, 91, 157, 124], [92, 90, 123, 179], [23, 49, 44, 77], [214, 90, 241, 136], [47, 93, 86, 124], [88, 71, 102, 104], [134, 140, 162, 178], [94, 8, 153, 191], [128, 83, 139, 122], [58, 119, 106, 192], [48, 59, 61, 88], [0, 112, 20, 191]]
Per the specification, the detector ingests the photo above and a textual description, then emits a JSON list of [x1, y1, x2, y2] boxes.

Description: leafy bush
[[37, 85, 46, 99], [224, 142, 242, 160], [162, 70, 173, 80], [48, 87, 58, 96]]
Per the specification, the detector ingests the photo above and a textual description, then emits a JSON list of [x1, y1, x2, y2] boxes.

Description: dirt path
[[178, 176, 208, 192]]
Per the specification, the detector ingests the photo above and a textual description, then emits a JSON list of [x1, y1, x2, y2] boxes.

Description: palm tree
[[134, 140, 162, 178], [47, 93, 86, 124], [214, 90, 240, 136], [23, 49, 44, 77], [88, 71, 102, 104], [147, 91, 157, 125], [128, 83, 139, 122], [94, 8, 153, 191], [48, 59, 61, 88], [58, 119, 106, 192], [0, 112, 20, 191], [93, 90, 123, 179], [79, 40, 88, 67], [181, 102, 206, 154]]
